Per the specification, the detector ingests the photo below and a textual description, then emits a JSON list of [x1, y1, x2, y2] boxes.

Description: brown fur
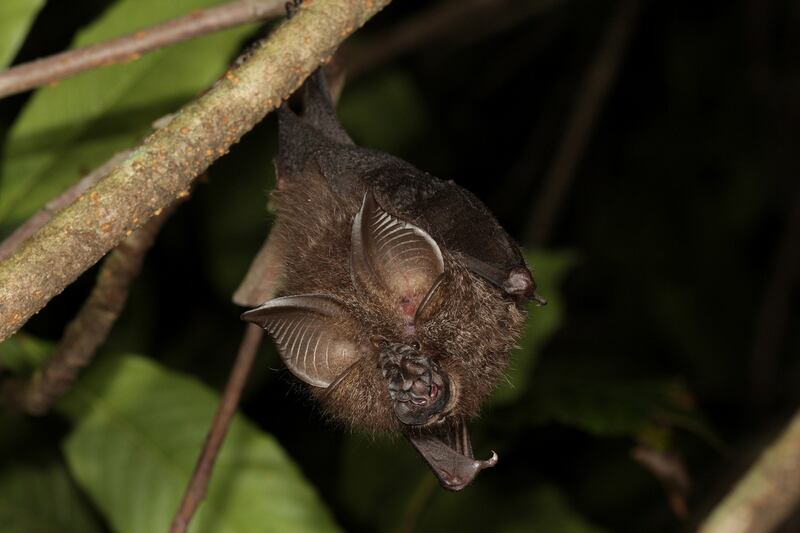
[[271, 161, 527, 435]]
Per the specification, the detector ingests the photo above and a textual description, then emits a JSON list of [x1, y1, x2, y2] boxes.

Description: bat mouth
[[379, 342, 452, 427], [391, 369, 451, 426], [407, 416, 497, 491]]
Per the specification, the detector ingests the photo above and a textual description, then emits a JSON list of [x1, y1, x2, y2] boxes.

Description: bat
[[242, 71, 542, 491]]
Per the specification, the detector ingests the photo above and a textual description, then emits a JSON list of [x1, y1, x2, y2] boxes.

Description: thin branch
[[233, 224, 285, 306], [749, 186, 800, 407], [524, 0, 641, 245], [1, 204, 176, 414], [344, 0, 561, 78], [0, 0, 392, 343], [0, 0, 285, 100], [170, 324, 264, 533], [699, 409, 800, 533], [0, 151, 131, 262]]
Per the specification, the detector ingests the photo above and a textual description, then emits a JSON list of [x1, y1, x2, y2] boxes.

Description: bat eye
[[410, 340, 421, 350]]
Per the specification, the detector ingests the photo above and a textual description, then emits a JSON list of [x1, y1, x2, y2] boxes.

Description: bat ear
[[351, 191, 445, 315], [241, 295, 364, 388]]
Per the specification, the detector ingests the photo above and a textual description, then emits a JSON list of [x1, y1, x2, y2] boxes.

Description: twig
[[169, 324, 264, 533], [399, 475, 437, 533], [749, 186, 800, 406], [1, 205, 176, 414], [524, 0, 641, 245], [698, 409, 800, 533], [0, 0, 392, 343], [345, 0, 561, 78], [632, 445, 691, 519], [0, 151, 131, 262], [0, 0, 284, 100], [232, 226, 285, 306]]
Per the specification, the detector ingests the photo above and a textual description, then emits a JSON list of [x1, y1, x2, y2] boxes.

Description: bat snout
[[382, 347, 452, 427]]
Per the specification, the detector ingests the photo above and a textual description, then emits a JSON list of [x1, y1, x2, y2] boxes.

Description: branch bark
[[0, 0, 285, 100], [699, 409, 800, 533], [0, 0, 391, 343], [1, 205, 175, 414], [0, 151, 131, 263]]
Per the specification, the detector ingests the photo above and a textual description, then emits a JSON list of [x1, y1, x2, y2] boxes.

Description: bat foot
[[284, 0, 303, 19], [480, 450, 499, 469], [502, 267, 536, 298]]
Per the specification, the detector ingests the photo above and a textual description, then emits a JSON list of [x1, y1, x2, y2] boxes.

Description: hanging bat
[[242, 71, 542, 491]]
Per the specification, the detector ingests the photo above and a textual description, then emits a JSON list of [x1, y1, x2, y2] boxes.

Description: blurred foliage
[[0, 332, 51, 374], [0, 0, 260, 225], [59, 355, 339, 533], [0, 0, 44, 69], [1, 0, 799, 532], [0, 452, 103, 533]]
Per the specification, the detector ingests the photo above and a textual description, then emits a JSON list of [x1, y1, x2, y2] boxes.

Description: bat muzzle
[[380, 342, 452, 427]]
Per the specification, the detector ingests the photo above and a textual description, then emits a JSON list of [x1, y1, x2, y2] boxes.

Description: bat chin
[[406, 416, 497, 491]]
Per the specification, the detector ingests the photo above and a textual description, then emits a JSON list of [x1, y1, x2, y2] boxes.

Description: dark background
[[1, 0, 799, 531]]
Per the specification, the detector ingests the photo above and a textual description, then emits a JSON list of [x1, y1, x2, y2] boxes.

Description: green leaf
[[338, 70, 430, 155], [528, 364, 720, 444], [58, 354, 341, 533], [532, 374, 688, 437], [0, 453, 103, 533], [0, 0, 258, 226], [0, 332, 52, 374], [0, 0, 44, 68], [492, 249, 577, 404]]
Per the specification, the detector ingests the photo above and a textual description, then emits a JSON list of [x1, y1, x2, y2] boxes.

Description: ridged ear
[[351, 191, 444, 316], [241, 295, 363, 388]]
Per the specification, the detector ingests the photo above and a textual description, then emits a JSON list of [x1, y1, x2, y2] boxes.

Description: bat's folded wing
[[407, 417, 497, 491], [241, 295, 364, 388]]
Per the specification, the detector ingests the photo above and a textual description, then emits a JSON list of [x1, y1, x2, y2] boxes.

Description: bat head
[[241, 191, 455, 424]]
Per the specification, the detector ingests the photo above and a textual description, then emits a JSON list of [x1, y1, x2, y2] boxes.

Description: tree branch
[[524, 0, 640, 245], [1, 204, 176, 414], [0, 0, 285, 100], [170, 324, 264, 533], [0, 151, 131, 263], [0, 0, 391, 343], [699, 409, 800, 533]]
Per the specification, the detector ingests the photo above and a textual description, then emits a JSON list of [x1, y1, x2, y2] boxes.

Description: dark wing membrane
[[241, 295, 363, 388], [407, 417, 498, 492], [351, 191, 444, 303]]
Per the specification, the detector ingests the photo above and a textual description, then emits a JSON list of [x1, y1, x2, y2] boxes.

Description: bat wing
[[241, 295, 364, 387], [407, 416, 498, 491]]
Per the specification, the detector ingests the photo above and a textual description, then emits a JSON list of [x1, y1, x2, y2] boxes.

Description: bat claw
[[532, 292, 548, 306], [479, 451, 499, 469]]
